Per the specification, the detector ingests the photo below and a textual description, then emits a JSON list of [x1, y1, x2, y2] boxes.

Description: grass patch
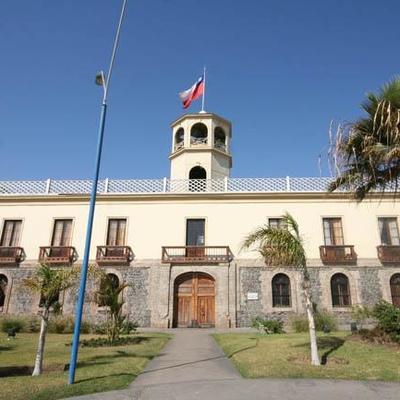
[[213, 332, 400, 381], [0, 332, 170, 400]]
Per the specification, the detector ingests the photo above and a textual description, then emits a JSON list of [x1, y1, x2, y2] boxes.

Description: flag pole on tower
[[201, 66, 206, 113]]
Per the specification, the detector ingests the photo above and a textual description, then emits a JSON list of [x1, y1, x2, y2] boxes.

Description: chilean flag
[[179, 75, 205, 109]]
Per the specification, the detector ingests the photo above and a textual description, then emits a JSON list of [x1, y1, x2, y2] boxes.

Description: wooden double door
[[173, 272, 215, 328]]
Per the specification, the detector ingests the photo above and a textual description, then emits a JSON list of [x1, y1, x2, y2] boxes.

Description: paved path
[[66, 330, 400, 400]]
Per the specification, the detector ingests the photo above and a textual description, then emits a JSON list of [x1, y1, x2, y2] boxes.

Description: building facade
[[0, 112, 400, 329]]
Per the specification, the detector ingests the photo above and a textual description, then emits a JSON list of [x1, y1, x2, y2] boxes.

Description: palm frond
[[241, 213, 306, 268]]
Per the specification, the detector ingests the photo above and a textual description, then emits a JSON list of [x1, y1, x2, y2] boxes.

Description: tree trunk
[[32, 308, 49, 376], [303, 276, 320, 366]]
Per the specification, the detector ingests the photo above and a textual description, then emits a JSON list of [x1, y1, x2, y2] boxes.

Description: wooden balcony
[[0, 247, 25, 266], [39, 246, 78, 266], [377, 245, 400, 264], [162, 246, 233, 264], [96, 246, 134, 266], [319, 245, 357, 265]]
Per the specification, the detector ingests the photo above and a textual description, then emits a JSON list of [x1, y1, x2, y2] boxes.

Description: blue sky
[[1, 0, 399, 180]]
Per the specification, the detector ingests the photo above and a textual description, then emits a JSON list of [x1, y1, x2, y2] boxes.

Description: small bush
[[0, 317, 26, 333], [290, 315, 309, 333], [315, 310, 337, 332], [93, 322, 107, 335], [77, 335, 146, 348], [121, 320, 138, 335], [80, 320, 92, 334], [26, 316, 41, 333], [252, 316, 284, 334], [373, 301, 400, 342], [48, 316, 72, 334], [351, 305, 373, 330]]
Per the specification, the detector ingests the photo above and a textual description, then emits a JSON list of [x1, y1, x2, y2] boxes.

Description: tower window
[[214, 127, 226, 151], [190, 123, 208, 146]]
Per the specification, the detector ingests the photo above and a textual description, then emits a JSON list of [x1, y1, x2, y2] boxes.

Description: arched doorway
[[173, 272, 215, 328]]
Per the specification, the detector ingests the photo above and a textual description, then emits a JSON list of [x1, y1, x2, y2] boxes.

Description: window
[[98, 273, 120, 307], [390, 274, 400, 307], [272, 274, 291, 307], [107, 219, 127, 246], [0, 274, 8, 310], [49, 219, 72, 259], [323, 218, 344, 245], [331, 273, 351, 307], [378, 218, 400, 245], [1, 220, 22, 246], [186, 219, 205, 246], [269, 218, 284, 229], [51, 219, 72, 246]]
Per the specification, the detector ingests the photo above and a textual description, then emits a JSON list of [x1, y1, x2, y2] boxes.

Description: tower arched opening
[[174, 128, 184, 150], [214, 127, 226, 151], [189, 166, 207, 191], [190, 123, 208, 146]]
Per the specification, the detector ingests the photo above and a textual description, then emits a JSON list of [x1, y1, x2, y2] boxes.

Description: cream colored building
[[0, 112, 399, 328]]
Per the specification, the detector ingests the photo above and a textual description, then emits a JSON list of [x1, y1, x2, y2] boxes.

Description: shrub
[[373, 301, 400, 342], [121, 320, 138, 335], [80, 320, 92, 334], [26, 316, 41, 333], [0, 317, 26, 333], [75, 335, 147, 348], [252, 316, 284, 334], [351, 305, 372, 330], [290, 315, 309, 333], [48, 316, 71, 334], [315, 310, 337, 332]]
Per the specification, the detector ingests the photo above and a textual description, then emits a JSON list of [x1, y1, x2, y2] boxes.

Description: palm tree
[[242, 212, 320, 366], [329, 77, 400, 199], [24, 264, 80, 376], [96, 274, 128, 344]]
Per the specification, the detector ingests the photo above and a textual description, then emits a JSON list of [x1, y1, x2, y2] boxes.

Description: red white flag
[[179, 75, 205, 109]]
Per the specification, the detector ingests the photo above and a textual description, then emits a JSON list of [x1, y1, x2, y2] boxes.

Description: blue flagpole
[[68, 0, 128, 385]]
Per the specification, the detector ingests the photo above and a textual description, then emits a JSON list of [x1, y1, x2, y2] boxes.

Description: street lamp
[[68, 0, 128, 385]]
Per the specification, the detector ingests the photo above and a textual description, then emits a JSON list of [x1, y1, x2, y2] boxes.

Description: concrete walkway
[[66, 330, 400, 400]]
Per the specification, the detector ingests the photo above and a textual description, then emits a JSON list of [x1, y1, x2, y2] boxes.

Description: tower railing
[[0, 177, 343, 195]]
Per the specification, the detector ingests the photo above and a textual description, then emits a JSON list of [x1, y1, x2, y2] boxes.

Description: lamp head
[[95, 71, 106, 87]]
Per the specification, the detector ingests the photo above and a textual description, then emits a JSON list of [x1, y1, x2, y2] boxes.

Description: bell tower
[[169, 113, 232, 180]]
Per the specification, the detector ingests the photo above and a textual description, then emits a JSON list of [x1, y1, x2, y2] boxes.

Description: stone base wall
[[236, 263, 399, 330], [0, 261, 398, 329]]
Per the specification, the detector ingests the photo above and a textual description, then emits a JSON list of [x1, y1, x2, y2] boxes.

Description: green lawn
[[0, 332, 170, 400], [214, 332, 400, 381]]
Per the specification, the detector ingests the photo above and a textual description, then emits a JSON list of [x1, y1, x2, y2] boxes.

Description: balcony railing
[[377, 245, 400, 264], [0, 247, 25, 265], [319, 245, 357, 264], [0, 177, 348, 195], [39, 246, 78, 265], [96, 246, 134, 266], [162, 246, 233, 264]]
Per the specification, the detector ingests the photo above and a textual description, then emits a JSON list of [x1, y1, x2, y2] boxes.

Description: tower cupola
[[169, 113, 232, 180]]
